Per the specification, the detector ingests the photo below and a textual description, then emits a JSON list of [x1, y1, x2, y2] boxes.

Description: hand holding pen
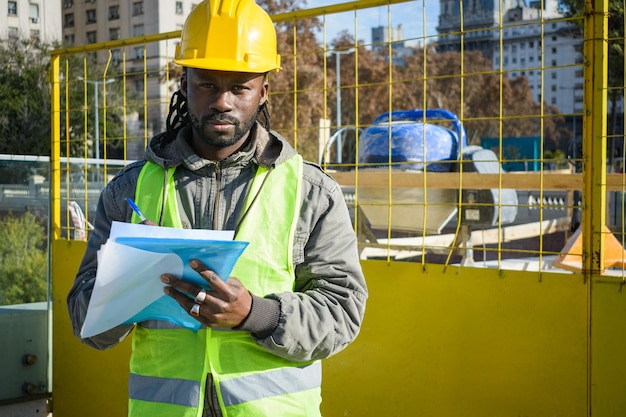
[[127, 198, 157, 226]]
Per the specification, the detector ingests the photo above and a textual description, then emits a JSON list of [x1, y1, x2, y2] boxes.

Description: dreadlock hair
[[164, 89, 190, 144], [163, 71, 273, 144]]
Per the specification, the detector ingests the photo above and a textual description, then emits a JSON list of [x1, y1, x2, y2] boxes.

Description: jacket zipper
[[213, 162, 221, 230], [204, 374, 221, 417]]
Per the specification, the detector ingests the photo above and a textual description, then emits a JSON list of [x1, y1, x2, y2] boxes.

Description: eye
[[231, 85, 248, 93]]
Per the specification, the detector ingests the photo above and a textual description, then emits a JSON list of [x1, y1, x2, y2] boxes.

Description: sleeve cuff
[[234, 294, 280, 339]]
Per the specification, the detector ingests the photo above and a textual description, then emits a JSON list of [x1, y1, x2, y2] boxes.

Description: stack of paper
[[81, 221, 248, 338]]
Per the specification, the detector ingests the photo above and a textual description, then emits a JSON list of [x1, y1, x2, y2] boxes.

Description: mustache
[[203, 113, 238, 124]]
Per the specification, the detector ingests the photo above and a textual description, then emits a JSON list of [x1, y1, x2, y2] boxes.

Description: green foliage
[[0, 39, 52, 155], [0, 212, 48, 305], [0, 38, 135, 157]]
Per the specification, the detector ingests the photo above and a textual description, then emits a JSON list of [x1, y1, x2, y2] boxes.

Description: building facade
[[61, 0, 197, 159], [436, 0, 584, 113], [435, 0, 593, 158], [1, 0, 62, 43]]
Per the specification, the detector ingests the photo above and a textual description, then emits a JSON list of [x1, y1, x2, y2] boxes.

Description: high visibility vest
[[128, 156, 322, 417]]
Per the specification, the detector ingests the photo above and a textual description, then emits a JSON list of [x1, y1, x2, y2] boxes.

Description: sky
[[302, 0, 440, 47]]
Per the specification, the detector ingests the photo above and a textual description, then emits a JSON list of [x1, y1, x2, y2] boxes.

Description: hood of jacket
[[143, 122, 298, 171]]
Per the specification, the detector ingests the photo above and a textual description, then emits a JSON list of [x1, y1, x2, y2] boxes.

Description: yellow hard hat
[[174, 0, 281, 73]]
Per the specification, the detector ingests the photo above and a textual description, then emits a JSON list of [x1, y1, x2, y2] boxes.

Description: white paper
[[109, 221, 235, 241], [80, 222, 244, 338], [82, 241, 183, 337]]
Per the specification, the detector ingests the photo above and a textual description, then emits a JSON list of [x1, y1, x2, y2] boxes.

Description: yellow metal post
[[582, 1, 609, 275], [50, 54, 61, 240]]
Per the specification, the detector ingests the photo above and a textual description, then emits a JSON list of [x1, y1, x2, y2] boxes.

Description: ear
[[259, 78, 269, 106]]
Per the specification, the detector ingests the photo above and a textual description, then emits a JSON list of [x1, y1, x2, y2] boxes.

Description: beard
[[190, 107, 260, 148]]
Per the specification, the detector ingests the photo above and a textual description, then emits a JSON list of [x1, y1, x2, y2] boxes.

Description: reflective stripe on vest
[[129, 373, 201, 407], [128, 156, 322, 417], [129, 361, 321, 408]]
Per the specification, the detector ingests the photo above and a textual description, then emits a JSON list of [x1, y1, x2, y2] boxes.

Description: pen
[[127, 198, 148, 222]]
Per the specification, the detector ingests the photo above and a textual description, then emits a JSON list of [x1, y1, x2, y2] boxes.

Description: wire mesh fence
[[47, 0, 625, 275]]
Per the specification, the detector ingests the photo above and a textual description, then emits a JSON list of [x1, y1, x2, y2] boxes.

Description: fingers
[[190, 259, 231, 295], [160, 259, 252, 328]]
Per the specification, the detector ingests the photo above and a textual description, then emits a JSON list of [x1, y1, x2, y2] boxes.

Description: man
[[66, 0, 367, 416]]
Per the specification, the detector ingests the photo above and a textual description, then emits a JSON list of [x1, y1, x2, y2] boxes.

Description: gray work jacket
[[66, 123, 368, 363]]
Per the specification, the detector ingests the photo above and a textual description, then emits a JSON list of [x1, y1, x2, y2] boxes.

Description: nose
[[210, 90, 233, 113]]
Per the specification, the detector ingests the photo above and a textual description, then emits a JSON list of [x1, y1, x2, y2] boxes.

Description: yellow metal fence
[[48, 1, 626, 416], [50, 0, 625, 278]]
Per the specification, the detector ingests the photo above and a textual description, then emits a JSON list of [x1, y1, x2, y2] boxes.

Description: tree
[[260, 0, 327, 161], [59, 52, 137, 158], [325, 39, 568, 155], [0, 212, 48, 305], [0, 37, 133, 157], [0, 38, 52, 155]]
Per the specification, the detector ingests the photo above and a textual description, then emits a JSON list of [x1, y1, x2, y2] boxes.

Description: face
[[182, 68, 268, 151]]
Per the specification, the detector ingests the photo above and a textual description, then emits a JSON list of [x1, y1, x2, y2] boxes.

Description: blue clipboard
[[114, 237, 248, 331]]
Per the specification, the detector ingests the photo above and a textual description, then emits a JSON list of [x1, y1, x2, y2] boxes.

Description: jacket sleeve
[[249, 164, 368, 362], [66, 165, 142, 350]]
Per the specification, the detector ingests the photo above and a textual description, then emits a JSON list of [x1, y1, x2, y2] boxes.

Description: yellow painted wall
[[322, 260, 588, 416], [590, 277, 626, 415], [51, 241, 131, 417], [52, 243, 626, 416]]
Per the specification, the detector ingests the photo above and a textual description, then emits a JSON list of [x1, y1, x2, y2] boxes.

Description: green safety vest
[[127, 156, 322, 417]]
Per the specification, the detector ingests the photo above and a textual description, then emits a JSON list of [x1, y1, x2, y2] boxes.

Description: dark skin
[[154, 67, 269, 328]]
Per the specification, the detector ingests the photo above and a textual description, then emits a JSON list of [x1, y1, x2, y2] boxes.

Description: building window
[[30, 29, 40, 40], [551, 59, 557, 66], [64, 13, 74, 27], [134, 79, 143, 92], [64, 0, 73, 8], [30, 4, 39, 22], [86, 30, 97, 43], [552, 72, 557, 79], [109, 5, 119, 20], [133, 24, 144, 37], [112, 49, 121, 65], [134, 46, 144, 60], [551, 47, 557, 54], [8, 1, 17, 15], [8, 27, 18, 38], [64, 33, 75, 45], [551, 97, 557, 105], [109, 27, 120, 40], [551, 84, 557, 91], [133, 1, 143, 16], [176, 1, 183, 14], [86, 9, 96, 23], [529, 41, 534, 48]]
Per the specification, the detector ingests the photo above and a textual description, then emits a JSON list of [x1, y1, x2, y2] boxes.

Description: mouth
[[204, 118, 236, 131]]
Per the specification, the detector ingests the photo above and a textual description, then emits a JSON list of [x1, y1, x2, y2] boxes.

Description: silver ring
[[189, 303, 200, 317], [194, 289, 207, 304]]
